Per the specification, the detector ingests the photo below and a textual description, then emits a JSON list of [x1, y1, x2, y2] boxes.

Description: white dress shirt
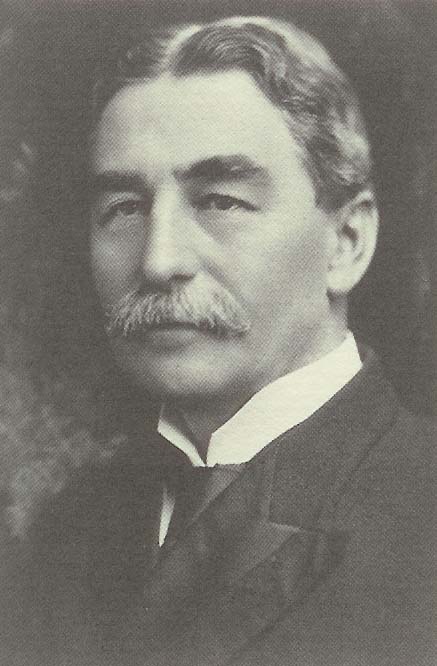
[[157, 332, 362, 545]]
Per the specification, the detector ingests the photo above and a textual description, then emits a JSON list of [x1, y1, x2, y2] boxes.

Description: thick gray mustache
[[104, 285, 251, 339]]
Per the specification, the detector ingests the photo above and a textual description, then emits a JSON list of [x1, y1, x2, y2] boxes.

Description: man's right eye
[[97, 199, 146, 228]]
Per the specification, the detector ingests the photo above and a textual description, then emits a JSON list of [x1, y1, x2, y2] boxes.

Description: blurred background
[[0, 1, 435, 490]]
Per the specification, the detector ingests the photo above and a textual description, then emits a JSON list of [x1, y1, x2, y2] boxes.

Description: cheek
[[291, 234, 329, 286], [230, 222, 328, 309], [90, 235, 142, 304], [277, 211, 330, 287]]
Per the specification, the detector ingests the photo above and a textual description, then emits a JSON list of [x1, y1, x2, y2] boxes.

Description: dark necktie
[[163, 460, 212, 543]]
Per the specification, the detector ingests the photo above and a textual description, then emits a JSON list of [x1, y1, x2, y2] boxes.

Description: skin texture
[[90, 71, 377, 445]]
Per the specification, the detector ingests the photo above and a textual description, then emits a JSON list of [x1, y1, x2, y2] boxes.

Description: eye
[[98, 199, 146, 228], [194, 194, 256, 212], [113, 200, 143, 216]]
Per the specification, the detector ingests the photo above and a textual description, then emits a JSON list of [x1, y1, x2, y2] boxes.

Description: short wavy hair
[[93, 16, 373, 211]]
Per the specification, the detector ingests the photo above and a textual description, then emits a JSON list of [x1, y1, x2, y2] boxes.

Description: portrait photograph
[[0, 1, 435, 665]]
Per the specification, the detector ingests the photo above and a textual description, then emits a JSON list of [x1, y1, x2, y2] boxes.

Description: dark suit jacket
[[1, 349, 436, 666]]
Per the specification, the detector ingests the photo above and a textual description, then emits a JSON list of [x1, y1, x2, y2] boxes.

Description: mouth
[[116, 321, 211, 351]]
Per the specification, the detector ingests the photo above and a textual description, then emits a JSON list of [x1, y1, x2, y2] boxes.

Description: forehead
[[91, 71, 302, 175]]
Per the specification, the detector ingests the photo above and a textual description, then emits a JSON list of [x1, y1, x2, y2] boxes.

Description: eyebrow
[[176, 155, 270, 184], [89, 154, 271, 197]]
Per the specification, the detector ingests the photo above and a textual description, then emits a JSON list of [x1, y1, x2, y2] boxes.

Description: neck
[[169, 324, 349, 461]]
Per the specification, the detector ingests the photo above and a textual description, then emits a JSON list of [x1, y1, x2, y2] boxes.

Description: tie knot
[[164, 462, 211, 502]]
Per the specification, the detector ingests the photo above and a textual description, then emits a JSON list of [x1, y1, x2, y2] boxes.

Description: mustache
[[104, 283, 251, 339]]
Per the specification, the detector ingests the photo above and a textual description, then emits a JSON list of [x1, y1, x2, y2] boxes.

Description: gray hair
[[93, 16, 374, 211]]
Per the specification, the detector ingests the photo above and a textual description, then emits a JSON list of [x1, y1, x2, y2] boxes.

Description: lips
[[123, 321, 206, 350]]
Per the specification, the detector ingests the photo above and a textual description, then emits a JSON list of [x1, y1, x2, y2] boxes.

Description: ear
[[326, 190, 379, 297]]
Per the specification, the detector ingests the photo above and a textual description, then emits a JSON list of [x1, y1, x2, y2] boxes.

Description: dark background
[[0, 0, 436, 416]]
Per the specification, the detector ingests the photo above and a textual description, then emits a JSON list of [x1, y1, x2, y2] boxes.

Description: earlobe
[[327, 190, 379, 297]]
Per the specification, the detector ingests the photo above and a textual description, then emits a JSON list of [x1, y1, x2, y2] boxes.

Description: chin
[[133, 369, 233, 404], [110, 341, 245, 403]]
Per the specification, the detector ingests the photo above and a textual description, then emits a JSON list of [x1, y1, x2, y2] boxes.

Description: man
[[5, 15, 435, 666]]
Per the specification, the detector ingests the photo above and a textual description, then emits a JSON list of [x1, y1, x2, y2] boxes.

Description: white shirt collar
[[157, 332, 362, 467]]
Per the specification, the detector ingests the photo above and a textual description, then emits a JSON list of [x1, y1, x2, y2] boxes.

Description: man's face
[[90, 71, 336, 402]]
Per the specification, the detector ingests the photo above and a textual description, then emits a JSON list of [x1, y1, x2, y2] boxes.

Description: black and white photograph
[[0, 1, 435, 665]]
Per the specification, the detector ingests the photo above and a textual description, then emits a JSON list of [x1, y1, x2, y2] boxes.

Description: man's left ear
[[326, 190, 379, 296]]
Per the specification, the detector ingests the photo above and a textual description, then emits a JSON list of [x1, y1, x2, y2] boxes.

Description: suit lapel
[[193, 524, 347, 666], [269, 346, 399, 532]]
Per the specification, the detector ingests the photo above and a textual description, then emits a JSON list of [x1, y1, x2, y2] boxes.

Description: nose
[[140, 186, 199, 288]]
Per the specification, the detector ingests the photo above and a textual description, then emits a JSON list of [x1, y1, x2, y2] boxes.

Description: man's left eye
[[194, 194, 256, 212]]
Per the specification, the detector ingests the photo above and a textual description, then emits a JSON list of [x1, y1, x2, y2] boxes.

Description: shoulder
[[335, 405, 436, 597], [316, 358, 437, 598], [336, 347, 436, 519], [349, 407, 436, 514], [317, 408, 436, 664]]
